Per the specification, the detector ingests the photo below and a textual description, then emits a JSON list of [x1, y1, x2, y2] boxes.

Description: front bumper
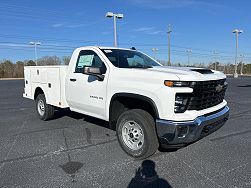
[[156, 106, 229, 148]]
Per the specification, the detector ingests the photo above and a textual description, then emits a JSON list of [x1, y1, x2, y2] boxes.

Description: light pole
[[232, 29, 243, 78], [30, 41, 41, 65], [151, 48, 158, 60], [105, 12, 124, 47], [240, 54, 244, 75], [167, 24, 172, 66], [186, 49, 192, 66]]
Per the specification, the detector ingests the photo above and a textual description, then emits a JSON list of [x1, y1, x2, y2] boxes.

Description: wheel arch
[[34, 87, 44, 100], [108, 93, 159, 130]]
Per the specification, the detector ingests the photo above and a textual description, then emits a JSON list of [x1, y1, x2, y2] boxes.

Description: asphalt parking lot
[[0, 77, 251, 188]]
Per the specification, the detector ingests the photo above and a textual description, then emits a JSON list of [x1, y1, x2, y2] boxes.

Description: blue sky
[[0, 0, 251, 65]]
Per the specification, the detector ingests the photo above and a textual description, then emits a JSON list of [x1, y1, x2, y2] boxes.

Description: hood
[[147, 66, 226, 81]]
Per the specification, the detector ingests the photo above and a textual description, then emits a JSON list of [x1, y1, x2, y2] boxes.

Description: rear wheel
[[36, 94, 54, 121], [116, 109, 159, 159]]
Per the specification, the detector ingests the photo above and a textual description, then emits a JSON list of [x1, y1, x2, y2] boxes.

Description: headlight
[[164, 81, 191, 87], [174, 94, 189, 113]]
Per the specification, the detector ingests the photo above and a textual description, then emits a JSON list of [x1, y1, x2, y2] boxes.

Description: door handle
[[70, 78, 77, 82]]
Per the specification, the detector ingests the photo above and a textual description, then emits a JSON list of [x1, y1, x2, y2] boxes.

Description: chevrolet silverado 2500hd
[[23, 46, 229, 159]]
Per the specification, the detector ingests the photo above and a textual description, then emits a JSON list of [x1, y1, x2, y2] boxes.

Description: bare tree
[[37, 56, 61, 66], [62, 56, 71, 65], [0, 60, 14, 78], [24, 60, 36, 66], [15, 61, 24, 78]]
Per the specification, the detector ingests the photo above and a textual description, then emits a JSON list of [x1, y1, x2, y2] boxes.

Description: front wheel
[[116, 109, 159, 159], [36, 94, 55, 121]]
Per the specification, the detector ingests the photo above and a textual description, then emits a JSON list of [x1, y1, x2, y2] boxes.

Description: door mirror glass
[[83, 66, 104, 81], [83, 66, 101, 74]]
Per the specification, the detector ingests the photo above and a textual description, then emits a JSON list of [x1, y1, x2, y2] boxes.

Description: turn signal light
[[164, 81, 174, 87]]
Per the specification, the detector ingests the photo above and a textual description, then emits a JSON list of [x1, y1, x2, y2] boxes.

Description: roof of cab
[[77, 46, 136, 51]]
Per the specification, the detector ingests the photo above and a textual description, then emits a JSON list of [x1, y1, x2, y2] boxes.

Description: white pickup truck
[[23, 46, 229, 159]]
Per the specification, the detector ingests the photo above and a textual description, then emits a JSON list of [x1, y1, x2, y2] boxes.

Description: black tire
[[36, 94, 55, 121], [116, 109, 159, 159]]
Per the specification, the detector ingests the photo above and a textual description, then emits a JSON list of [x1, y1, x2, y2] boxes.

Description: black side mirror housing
[[83, 66, 105, 81]]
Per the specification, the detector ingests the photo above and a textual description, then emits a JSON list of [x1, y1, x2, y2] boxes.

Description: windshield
[[101, 49, 161, 68]]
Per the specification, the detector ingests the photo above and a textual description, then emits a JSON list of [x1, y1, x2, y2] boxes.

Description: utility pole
[[186, 49, 192, 66], [30, 41, 41, 66], [240, 54, 244, 75], [213, 50, 218, 70], [232, 29, 243, 78], [151, 48, 158, 60], [106, 12, 124, 47], [167, 24, 172, 66]]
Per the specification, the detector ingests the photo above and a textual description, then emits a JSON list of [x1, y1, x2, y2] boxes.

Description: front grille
[[187, 79, 227, 110]]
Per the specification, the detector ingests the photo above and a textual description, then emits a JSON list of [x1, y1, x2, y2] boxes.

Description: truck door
[[65, 49, 108, 120]]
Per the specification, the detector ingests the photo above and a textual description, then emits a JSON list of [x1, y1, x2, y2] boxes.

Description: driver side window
[[75, 50, 105, 73]]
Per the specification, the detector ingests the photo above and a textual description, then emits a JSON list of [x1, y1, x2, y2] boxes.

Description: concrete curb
[[0, 78, 24, 80], [226, 74, 251, 77]]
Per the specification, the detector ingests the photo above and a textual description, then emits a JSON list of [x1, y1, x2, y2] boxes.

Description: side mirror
[[83, 66, 105, 81]]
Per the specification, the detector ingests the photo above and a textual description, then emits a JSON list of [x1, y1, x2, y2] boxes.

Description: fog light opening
[[174, 94, 189, 113], [177, 126, 189, 138]]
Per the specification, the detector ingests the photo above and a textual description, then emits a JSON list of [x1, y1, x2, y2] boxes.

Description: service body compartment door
[[46, 68, 61, 106], [30, 67, 47, 83], [24, 67, 32, 98]]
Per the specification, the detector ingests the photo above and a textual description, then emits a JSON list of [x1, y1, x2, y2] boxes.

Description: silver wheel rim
[[37, 99, 45, 116], [121, 120, 144, 150]]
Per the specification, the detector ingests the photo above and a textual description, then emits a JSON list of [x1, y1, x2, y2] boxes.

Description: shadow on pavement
[[128, 160, 172, 188], [53, 108, 110, 129], [59, 129, 84, 182]]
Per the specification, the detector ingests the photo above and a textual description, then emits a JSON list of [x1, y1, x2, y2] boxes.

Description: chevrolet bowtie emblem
[[216, 84, 223, 92]]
